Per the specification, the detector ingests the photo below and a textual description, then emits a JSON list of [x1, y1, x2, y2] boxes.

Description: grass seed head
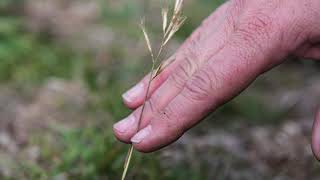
[[162, 8, 169, 34], [139, 18, 154, 60], [163, 0, 186, 44]]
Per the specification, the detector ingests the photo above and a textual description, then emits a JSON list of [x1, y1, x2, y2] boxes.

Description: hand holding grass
[[114, 0, 320, 160], [117, 1, 187, 179]]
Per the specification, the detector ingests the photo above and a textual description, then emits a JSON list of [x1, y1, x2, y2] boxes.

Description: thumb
[[312, 108, 320, 160]]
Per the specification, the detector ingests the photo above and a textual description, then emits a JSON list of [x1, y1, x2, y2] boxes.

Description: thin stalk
[[121, 146, 133, 180], [156, 43, 165, 62], [121, 50, 160, 180], [152, 42, 166, 79]]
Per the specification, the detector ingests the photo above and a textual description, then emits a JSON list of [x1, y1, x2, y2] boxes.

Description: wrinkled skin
[[113, 0, 320, 159]]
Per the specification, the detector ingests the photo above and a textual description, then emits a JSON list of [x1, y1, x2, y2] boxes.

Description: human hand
[[113, 0, 320, 158]]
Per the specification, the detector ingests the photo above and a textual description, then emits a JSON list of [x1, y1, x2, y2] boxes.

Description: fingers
[[114, 53, 196, 143], [114, 0, 320, 155], [312, 108, 320, 161], [116, 0, 291, 152], [132, 22, 285, 152], [122, 1, 232, 109], [114, 2, 237, 143], [114, 49, 205, 143], [114, 0, 280, 147]]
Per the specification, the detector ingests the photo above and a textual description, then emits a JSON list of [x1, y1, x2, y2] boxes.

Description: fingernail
[[113, 115, 136, 133], [122, 83, 144, 103], [131, 125, 152, 144]]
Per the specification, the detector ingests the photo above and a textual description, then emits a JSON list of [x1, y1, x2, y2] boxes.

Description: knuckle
[[233, 12, 276, 55], [170, 56, 197, 89], [238, 12, 274, 40], [170, 65, 189, 89], [182, 67, 216, 102]]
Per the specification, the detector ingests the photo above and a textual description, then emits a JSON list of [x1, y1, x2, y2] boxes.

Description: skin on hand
[[113, 0, 320, 156]]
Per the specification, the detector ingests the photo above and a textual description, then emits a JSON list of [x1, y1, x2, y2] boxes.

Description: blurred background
[[0, 0, 320, 179]]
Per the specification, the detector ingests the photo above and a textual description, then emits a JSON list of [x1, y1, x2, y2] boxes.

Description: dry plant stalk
[[121, 0, 186, 180]]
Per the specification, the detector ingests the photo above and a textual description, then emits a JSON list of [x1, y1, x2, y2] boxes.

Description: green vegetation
[[2, 1, 317, 179], [0, 0, 224, 179]]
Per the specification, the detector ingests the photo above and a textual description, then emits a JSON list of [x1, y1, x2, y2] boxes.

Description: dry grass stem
[[121, 1, 186, 179], [121, 146, 133, 180]]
